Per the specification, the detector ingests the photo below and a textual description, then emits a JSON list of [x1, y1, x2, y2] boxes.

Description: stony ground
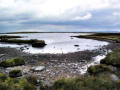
[[0, 41, 120, 84]]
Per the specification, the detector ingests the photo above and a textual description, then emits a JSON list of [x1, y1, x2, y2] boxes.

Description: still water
[[0, 33, 109, 54]]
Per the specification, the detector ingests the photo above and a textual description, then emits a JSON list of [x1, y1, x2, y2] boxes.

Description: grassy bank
[[100, 49, 120, 67], [0, 39, 46, 47], [0, 73, 42, 90], [0, 35, 22, 39], [73, 33, 120, 43]]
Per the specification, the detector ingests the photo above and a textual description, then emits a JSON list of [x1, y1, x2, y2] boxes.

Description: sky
[[0, 0, 120, 33]]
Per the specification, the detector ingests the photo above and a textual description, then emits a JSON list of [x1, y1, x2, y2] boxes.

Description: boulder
[[31, 66, 45, 72]]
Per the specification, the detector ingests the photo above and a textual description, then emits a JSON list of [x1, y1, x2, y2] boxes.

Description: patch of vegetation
[[91, 33, 120, 36], [0, 73, 36, 90], [45, 75, 120, 90], [0, 73, 7, 81], [0, 39, 37, 44], [32, 40, 46, 47], [26, 75, 38, 85], [73, 33, 120, 42], [8, 32, 41, 34], [9, 69, 22, 78], [100, 49, 120, 67], [0, 57, 25, 67], [88, 64, 111, 75], [0, 35, 22, 39], [0, 39, 46, 47]]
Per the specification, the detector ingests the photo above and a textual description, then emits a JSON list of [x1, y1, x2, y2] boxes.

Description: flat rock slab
[[31, 66, 45, 72]]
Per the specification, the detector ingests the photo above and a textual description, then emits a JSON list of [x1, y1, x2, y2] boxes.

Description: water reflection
[[0, 33, 109, 54]]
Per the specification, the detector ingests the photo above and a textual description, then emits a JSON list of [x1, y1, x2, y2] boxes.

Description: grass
[[87, 64, 112, 75], [0, 57, 25, 67], [26, 75, 38, 85], [0, 73, 36, 90], [9, 69, 22, 78], [0, 70, 119, 90], [100, 49, 120, 67], [73, 33, 120, 42], [45, 75, 120, 90], [0, 39, 46, 47], [0, 35, 22, 39]]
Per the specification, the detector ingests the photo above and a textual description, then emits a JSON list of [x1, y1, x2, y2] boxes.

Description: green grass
[[0, 57, 25, 67], [101, 49, 120, 67], [88, 64, 112, 75]]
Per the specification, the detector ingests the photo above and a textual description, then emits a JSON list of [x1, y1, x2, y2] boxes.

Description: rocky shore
[[0, 39, 120, 84]]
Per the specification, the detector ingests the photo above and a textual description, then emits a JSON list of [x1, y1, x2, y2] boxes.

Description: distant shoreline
[[0, 32, 120, 34]]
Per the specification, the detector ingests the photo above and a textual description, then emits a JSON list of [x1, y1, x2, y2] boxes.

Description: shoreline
[[0, 39, 119, 84], [0, 33, 120, 84]]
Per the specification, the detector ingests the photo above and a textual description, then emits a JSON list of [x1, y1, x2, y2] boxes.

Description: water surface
[[0, 33, 109, 54]]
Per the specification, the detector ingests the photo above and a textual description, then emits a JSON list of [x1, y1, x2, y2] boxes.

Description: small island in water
[[0, 32, 120, 90]]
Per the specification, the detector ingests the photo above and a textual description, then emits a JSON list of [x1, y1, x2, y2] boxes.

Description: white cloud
[[0, 0, 118, 20], [113, 12, 120, 16], [72, 13, 92, 21], [0, 0, 120, 32]]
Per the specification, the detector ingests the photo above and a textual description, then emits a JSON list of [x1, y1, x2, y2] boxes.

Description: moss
[[100, 49, 120, 67], [87, 64, 111, 75], [9, 69, 22, 78], [0, 57, 25, 67]]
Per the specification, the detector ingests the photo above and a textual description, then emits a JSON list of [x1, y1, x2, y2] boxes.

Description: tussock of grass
[[26, 75, 38, 85], [9, 69, 22, 78], [88, 64, 112, 75], [0, 57, 25, 67], [101, 49, 120, 67]]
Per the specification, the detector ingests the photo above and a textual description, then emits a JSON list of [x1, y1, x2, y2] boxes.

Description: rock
[[110, 74, 119, 81], [0, 54, 5, 57], [31, 66, 45, 72], [74, 45, 79, 47]]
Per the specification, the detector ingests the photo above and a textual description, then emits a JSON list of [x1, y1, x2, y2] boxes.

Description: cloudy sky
[[0, 0, 120, 32]]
